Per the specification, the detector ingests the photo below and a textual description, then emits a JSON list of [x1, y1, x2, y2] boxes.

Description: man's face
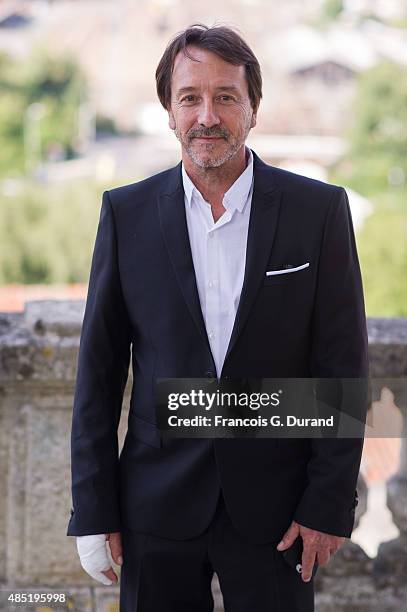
[[168, 45, 257, 168]]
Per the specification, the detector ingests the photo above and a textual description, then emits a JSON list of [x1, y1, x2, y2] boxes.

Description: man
[[67, 24, 369, 612]]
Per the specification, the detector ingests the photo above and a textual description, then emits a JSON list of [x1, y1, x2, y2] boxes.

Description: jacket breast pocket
[[129, 414, 162, 448], [263, 263, 311, 286]]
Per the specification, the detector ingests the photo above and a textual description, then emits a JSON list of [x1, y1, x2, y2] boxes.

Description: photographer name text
[[167, 415, 334, 428]]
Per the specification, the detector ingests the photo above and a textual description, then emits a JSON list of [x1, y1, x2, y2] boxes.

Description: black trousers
[[119, 492, 315, 612]]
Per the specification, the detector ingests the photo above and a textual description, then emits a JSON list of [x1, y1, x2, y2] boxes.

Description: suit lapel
[[157, 164, 211, 350], [157, 150, 282, 370]]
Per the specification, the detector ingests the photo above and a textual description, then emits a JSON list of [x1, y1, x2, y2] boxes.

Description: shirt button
[[208, 331, 215, 339], [208, 280, 213, 288]]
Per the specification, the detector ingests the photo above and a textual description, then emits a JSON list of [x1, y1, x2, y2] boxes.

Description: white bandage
[[76, 534, 113, 586]]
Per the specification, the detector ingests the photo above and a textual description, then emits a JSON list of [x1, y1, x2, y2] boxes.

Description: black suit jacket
[[67, 149, 369, 543]]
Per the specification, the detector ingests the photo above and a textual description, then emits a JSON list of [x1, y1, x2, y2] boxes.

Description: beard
[[174, 122, 251, 169]]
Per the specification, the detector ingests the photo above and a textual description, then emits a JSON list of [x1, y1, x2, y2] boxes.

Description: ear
[[168, 109, 176, 130], [250, 111, 257, 129]]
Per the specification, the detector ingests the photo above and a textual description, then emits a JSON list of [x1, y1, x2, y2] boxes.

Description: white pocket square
[[266, 262, 310, 276]]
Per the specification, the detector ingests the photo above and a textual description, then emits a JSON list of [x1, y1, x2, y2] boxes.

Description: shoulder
[[252, 154, 349, 238], [270, 165, 341, 198], [253, 154, 346, 220], [106, 163, 180, 210]]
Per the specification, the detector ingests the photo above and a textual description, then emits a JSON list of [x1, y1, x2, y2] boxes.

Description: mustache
[[188, 128, 229, 139]]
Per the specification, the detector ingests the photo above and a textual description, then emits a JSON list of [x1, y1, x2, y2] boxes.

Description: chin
[[187, 144, 237, 169], [190, 153, 228, 169]]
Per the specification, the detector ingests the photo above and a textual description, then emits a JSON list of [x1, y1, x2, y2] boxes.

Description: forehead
[[172, 45, 247, 90]]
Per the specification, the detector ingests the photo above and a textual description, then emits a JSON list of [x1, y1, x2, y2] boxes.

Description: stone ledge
[[0, 301, 406, 381]]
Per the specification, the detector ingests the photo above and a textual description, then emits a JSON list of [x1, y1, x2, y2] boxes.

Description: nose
[[197, 99, 220, 128]]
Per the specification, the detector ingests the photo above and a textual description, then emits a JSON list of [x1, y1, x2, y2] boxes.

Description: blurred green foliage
[[0, 48, 87, 176], [0, 178, 110, 285], [0, 48, 129, 289], [349, 61, 407, 163], [357, 192, 407, 317], [330, 60, 407, 316]]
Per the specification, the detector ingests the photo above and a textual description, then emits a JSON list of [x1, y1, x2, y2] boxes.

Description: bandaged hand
[[76, 532, 123, 586]]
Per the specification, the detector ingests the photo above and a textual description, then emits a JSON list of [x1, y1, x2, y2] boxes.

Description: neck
[[182, 145, 248, 204]]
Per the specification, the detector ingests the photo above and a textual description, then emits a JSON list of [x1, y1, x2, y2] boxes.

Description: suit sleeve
[[293, 187, 369, 537], [67, 190, 132, 536]]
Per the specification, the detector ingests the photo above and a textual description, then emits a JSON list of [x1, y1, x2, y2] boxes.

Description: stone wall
[[0, 300, 406, 611]]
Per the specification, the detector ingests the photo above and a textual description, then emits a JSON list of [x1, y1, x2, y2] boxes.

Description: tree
[[349, 60, 407, 163], [329, 59, 407, 316], [0, 48, 88, 177]]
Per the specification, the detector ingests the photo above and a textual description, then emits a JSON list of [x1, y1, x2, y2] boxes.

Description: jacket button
[[205, 370, 215, 378]]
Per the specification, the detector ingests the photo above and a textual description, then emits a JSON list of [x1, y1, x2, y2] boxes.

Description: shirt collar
[[182, 146, 254, 213]]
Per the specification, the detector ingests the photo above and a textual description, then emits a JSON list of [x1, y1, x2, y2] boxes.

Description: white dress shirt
[[182, 147, 254, 378]]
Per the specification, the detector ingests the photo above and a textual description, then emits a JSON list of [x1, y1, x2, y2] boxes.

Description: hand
[[276, 521, 345, 582], [76, 532, 123, 586]]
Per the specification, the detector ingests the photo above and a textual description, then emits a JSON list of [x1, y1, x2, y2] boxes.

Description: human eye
[[180, 95, 197, 104], [218, 94, 235, 103]]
